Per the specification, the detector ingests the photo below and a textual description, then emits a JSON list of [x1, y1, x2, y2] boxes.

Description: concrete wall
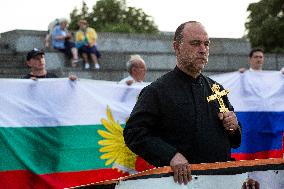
[[0, 30, 283, 81]]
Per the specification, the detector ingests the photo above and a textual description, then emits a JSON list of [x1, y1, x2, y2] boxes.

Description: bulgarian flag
[[0, 79, 152, 189], [1, 71, 283, 188], [211, 71, 284, 160]]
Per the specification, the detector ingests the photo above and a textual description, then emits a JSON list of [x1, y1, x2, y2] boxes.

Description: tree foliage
[[69, 1, 90, 30], [69, 0, 159, 34], [245, 0, 284, 52]]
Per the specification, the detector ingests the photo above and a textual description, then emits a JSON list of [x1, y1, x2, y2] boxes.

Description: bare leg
[[82, 53, 88, 63], [71, 47, 79, 67], [82, 53, 90, 69], [44, 34, 51, 48], [90, 53, 98, 64], [90, 53, 100, 69], [71, 47, 79, 60]]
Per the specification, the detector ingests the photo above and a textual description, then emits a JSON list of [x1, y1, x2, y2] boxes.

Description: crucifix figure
[[207, 84, 230, 113]]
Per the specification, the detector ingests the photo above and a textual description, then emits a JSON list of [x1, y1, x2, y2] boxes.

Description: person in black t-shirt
[[23, 48, 76, 80]]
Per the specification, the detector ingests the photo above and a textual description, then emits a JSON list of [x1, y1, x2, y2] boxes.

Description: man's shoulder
[[203, 75, 215, 82], [204, 75, 220, 84], [203, 75, 225, 90], [22, 73, 58, 79], [147, 70, 176, 89], [46, 72, 58, 78], [119, 75, 133, 84], [22, 74, 32, 79]]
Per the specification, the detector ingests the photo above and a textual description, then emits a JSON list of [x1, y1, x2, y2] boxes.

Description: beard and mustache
[[178, 54, 209, 73]]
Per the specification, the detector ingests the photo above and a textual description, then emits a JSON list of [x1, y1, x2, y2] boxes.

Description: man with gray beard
[[123, 21, 241, 185]]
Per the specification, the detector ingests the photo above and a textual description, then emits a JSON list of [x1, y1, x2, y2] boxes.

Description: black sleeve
[[123, 85, 177, 167]]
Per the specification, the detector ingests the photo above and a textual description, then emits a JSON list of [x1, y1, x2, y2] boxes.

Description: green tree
[[245, 0, 284, 52], [69, 1, 90, 30], [69, 0, 158, 34]]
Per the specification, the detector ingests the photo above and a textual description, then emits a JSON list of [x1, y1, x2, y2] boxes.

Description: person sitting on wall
[[51, 18, 80, 68], [44, 18, 60, 48], [75, 19, 101, 70]]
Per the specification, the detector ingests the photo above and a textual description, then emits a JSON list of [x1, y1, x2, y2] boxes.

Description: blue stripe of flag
[[232, 112, 284, 154]]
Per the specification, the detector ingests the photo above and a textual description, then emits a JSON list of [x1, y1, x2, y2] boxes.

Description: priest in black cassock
[[123, 21, 242, 185]]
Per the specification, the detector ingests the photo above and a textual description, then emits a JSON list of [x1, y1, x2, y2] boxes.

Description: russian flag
[[211, 71, 284, 160]]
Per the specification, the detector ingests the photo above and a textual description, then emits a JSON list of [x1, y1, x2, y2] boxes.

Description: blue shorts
[[80, 45, 101, 58], [54, 40, 76, 59]]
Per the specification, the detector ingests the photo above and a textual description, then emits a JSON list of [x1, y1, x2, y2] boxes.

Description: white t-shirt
[[118, 75, 144, 85]]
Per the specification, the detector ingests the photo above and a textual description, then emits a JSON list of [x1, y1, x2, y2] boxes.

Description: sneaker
[[85, 63, 90, 69], [95, 63, 100, 69]]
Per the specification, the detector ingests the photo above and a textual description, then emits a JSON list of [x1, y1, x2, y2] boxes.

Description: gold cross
[[207, 84, 230, 113]]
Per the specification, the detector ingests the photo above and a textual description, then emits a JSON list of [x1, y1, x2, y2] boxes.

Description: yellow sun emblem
[[98, 106, 137, 172]]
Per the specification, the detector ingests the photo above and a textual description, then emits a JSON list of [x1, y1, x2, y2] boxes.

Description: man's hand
[[126, 80, 134, 86], [68, 75, 77, 81], [218, 111, 239, 132], [238, 68, 246, 73], [170, 152, 192, 185]]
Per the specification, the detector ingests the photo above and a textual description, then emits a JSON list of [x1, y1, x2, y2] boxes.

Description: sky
[[0, 0, 259, 38]]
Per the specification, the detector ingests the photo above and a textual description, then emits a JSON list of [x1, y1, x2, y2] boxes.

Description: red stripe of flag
[[232, 150, 283, 161], [0, 169, 128, 189]]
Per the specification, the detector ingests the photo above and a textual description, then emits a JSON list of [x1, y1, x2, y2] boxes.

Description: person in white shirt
[[119, 55, 147, 85], [239, 48, 265, 73]]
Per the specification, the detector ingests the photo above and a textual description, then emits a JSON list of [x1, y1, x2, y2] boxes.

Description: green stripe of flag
[[0, 124, 114, 174]]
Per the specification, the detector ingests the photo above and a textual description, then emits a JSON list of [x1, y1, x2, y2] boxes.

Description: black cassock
[[123, 66, 241, 167]]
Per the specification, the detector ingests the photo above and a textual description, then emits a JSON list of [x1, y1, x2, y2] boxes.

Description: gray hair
[[58, 18, 68, 24], [126, 54, 144, 74]]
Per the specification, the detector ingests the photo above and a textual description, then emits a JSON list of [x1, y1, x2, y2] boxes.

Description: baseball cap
[[26, 48, 45, 61]]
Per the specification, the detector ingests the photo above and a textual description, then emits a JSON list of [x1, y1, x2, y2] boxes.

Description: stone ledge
[[1, 30, 283, 81], [0, 30, 251, 55]]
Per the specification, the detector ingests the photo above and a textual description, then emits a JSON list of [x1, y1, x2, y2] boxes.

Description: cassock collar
[[174, 66, 203, 84]]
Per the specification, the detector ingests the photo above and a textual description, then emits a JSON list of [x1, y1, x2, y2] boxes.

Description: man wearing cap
[[23, 48, 76, 80], [23, 48, 58, 79]]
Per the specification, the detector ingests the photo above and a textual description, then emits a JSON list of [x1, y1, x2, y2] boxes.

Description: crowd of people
[[30, 17, 148, 82], [20, 18, 284, 188], [30, 17, 284, 81]]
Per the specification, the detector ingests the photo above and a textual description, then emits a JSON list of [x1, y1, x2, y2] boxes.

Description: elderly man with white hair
[[51, 18, 80, 68], [119, 54, 147, 85]]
